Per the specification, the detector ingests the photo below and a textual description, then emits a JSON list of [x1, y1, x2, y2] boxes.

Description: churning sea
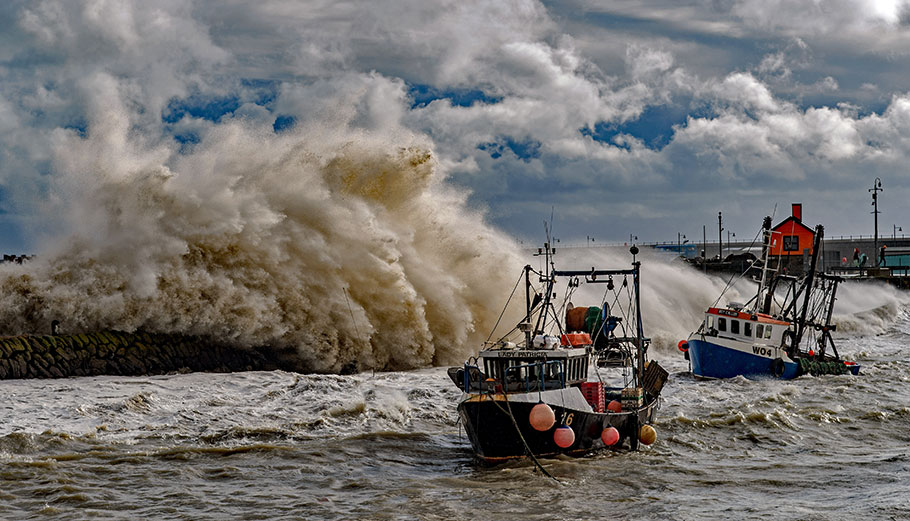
[[2, 255, 908, 520]]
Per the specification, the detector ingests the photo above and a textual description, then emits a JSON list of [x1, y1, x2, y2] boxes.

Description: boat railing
[[462, 363, 481, 393]]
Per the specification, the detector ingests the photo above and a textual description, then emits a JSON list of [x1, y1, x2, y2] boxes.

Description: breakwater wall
[[0, 330, 276, 380]]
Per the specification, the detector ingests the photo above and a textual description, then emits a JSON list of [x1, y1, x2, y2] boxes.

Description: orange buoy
[[639, 424, 657, 445], [677, 339, 689, 352], [554, 425, 575, 448], [607, 400, 622, 413], [529, 402, 556, 432], [600, 426, 620, 446]]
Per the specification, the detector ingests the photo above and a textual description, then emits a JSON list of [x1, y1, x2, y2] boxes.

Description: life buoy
[[770, 358, 785, 378], [677, 340, 689, 352]]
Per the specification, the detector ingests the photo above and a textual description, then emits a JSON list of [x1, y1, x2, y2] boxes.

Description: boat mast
[[791, 225, 824, 354], [531, 240, 557, 339], [524, 264, 532, 348], [757, 216, 774, 314], [632, 255, 644, 387], [818, 273, 841, 359]]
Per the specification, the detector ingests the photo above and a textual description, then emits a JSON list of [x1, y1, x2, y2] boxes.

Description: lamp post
[[870, 178, 882, 263], [678, 233, 688, 256], [894, 225, 902, 240], [718, 212, 723, 259]]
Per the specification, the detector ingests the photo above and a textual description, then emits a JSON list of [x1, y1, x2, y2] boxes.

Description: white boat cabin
[[702, 307, 790, 346], [479, 346, 590, 392]]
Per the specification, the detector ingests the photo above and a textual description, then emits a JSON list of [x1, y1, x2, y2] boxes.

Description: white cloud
[[2, 0, 910, 251]]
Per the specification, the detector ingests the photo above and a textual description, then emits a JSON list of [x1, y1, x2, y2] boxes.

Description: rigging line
[[492, 395, 564, 485], [342, 287, 362, 341], [343, 287, 372, 376], [486, 271, 526, 343], [709, 256, 762, 310], [709, 224, 764, 310]]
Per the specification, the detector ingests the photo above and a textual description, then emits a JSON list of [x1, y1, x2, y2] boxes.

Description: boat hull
[[687, 337, 800, 379], [687, 337, 860, 379], [457, 392, 658, 463]]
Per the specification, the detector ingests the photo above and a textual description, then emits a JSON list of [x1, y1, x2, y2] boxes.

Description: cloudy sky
[[3, 0, 910, 253]]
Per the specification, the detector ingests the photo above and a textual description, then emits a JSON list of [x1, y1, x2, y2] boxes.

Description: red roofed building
[[770, 203, 815, 257]]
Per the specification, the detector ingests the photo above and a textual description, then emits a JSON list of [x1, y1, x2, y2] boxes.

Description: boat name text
[[752, 346, 774, 357]]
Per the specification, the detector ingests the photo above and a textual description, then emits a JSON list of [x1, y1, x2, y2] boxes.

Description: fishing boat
[[449, 242, 667, 464], [680, 217, 860, 379]]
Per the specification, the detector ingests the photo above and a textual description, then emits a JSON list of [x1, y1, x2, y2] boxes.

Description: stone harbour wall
[[0, 330, 272, 379]]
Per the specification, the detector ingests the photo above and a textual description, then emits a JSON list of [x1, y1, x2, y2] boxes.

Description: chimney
[[792, 203, 802, 221]]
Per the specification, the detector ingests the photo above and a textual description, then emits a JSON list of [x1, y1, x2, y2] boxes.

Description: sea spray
[[0, 118, 525, 372]]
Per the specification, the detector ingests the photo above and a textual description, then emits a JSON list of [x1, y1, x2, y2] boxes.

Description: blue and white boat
[[680, 217, 860, 379]]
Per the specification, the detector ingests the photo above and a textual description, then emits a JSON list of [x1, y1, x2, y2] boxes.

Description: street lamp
[[678, 233, 688, 256], [718, 212, 723, 259], [870, 178, 882, 263], [894, 225, 902, 240]]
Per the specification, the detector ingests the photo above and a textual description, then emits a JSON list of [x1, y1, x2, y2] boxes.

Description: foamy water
[[1, 319, 908, 520], [2, 240, 909, 519]]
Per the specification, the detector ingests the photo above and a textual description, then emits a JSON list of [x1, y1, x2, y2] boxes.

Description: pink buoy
[[607, 400, 622, 413], [529, 402, 555, 431], [600, 426, 620, 446], [554, 425, 575, 448]]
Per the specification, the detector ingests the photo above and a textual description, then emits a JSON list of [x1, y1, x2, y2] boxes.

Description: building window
[[783, 235, 799, 252]]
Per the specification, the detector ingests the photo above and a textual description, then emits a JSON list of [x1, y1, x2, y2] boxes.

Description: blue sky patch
[[163, 95, 242, 124], [478, 137, 542, 161], [408, 84, 501, 108], [582, 103, 706, 151], [63, 120, 88, 138], [273, 115, 296, 132]]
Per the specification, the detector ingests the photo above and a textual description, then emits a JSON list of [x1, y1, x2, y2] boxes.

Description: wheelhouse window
[[783, 235, 799, 252], [731, 320, 740, 335], [718, 317, 726, 332], [756, 324, 765, 338], [744, 322, 752, 337], [764, 325, 772, 339], [706, 315, 715, 329]]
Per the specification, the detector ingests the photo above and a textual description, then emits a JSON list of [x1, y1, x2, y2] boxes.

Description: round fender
[[770, 358, 785, 378]]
